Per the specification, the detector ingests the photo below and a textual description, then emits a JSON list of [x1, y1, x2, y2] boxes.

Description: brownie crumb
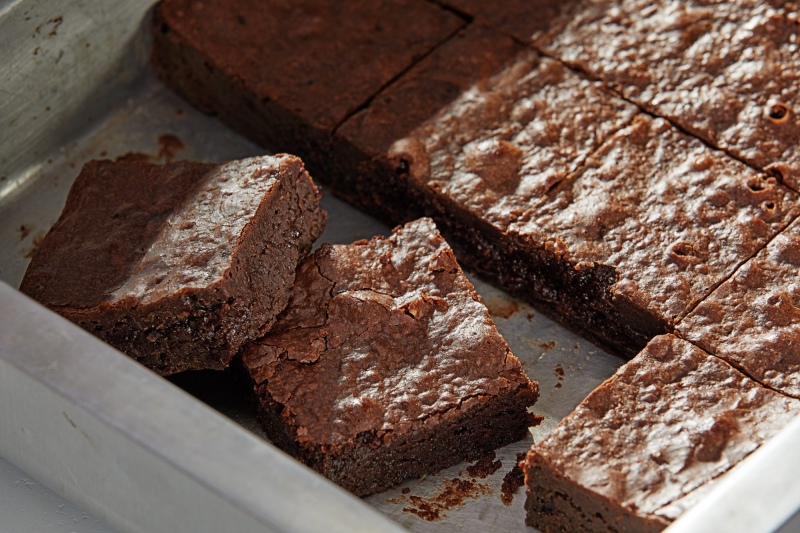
[[47, 16, 63, 37], [500, 452, 527, 506], [403, 478, 491, 521], [484, 294, 521, 319], [24, 232, 46, 259], [538, 340, 557, 352], [157, 133, 185, 162], [19, 225, 31, 241], [554, 363, 565, 379], [401, 487, 410, 495], [464, 451, 502, 479]]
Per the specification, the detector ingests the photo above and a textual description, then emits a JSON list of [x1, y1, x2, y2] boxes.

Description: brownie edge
[[21, 155, 326, 375], [523, 334, 799, 533], [242, 218, 538, 496]]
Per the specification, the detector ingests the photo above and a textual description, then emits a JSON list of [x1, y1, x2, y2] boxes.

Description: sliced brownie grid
[[679, 216, 800, 398], [146, 0, 800, 525], [241, 218, 538, 496], [20, 155, 326, 375], [524, 335, 800, 533], [434, 0, 579, 44], [532, 0, 800, 190]]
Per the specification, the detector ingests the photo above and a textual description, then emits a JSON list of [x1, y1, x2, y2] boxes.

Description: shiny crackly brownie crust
[[241, 218, 538, 496], [20, 155, 326, 375], [535, 0, 800, 190], [679, 216, 800, 398], [524, 334, 799, 533]]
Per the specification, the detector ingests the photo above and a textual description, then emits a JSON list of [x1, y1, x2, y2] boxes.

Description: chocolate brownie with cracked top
[[535, 0, 800, 190], [497, 115, 798, 355], [678, 215, 800, 398], [20, 155, 326, 375], [150, 0, 464, 182], [524, 334, 800, 533], [241, 218, 539, 496]]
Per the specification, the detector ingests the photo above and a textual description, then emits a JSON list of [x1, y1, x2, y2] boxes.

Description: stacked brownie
[[241, 218, 538, 496], [147, 0, 800, 528]]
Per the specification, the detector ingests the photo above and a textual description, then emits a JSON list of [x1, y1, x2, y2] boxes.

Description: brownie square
[[501, 115, 797, 355], [537, 0, 800, 189], [332, 24, 522, 220], [524, 334, 799, 533], [678, 216, 800, 397], [150, 0, 464, 178], [241, 218, 538, 496], [20, 155, 326, 375]]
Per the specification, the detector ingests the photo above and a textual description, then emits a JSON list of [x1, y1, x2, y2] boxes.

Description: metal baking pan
[[1, 1, 798, 531]]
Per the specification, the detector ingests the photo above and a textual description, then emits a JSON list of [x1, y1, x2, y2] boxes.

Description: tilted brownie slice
[[524, 334, 799, 533], [241, 218, 538, 496], [536, 0, 800, 190], [20, 155, 326, 375], [150, 0, 464, 182], [678, 216, 800, 398]]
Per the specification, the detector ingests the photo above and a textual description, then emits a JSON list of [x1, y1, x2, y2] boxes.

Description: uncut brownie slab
[[678, 216, 800, 398], [150, 0, 463, 183], [20, 155, 326, 375], [523, 334, 800, 533], [535, 0, 800, 190], [342, 28, 798, 355], [241, 218, 538, 496]]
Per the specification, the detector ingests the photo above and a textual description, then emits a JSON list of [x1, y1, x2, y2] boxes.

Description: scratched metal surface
[[1, 2, 797, 532]]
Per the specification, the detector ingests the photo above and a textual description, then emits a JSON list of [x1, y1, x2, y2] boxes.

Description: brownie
[[536, 0, 800, 190], [20, 155, 326, 375], [523, 334, 800, 533], [678, 216, 800, 397], [150, 0, 464, 181], [332, 24, 522, 221], [500, 115, 797, 355], [240, 218, 538, 496]]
